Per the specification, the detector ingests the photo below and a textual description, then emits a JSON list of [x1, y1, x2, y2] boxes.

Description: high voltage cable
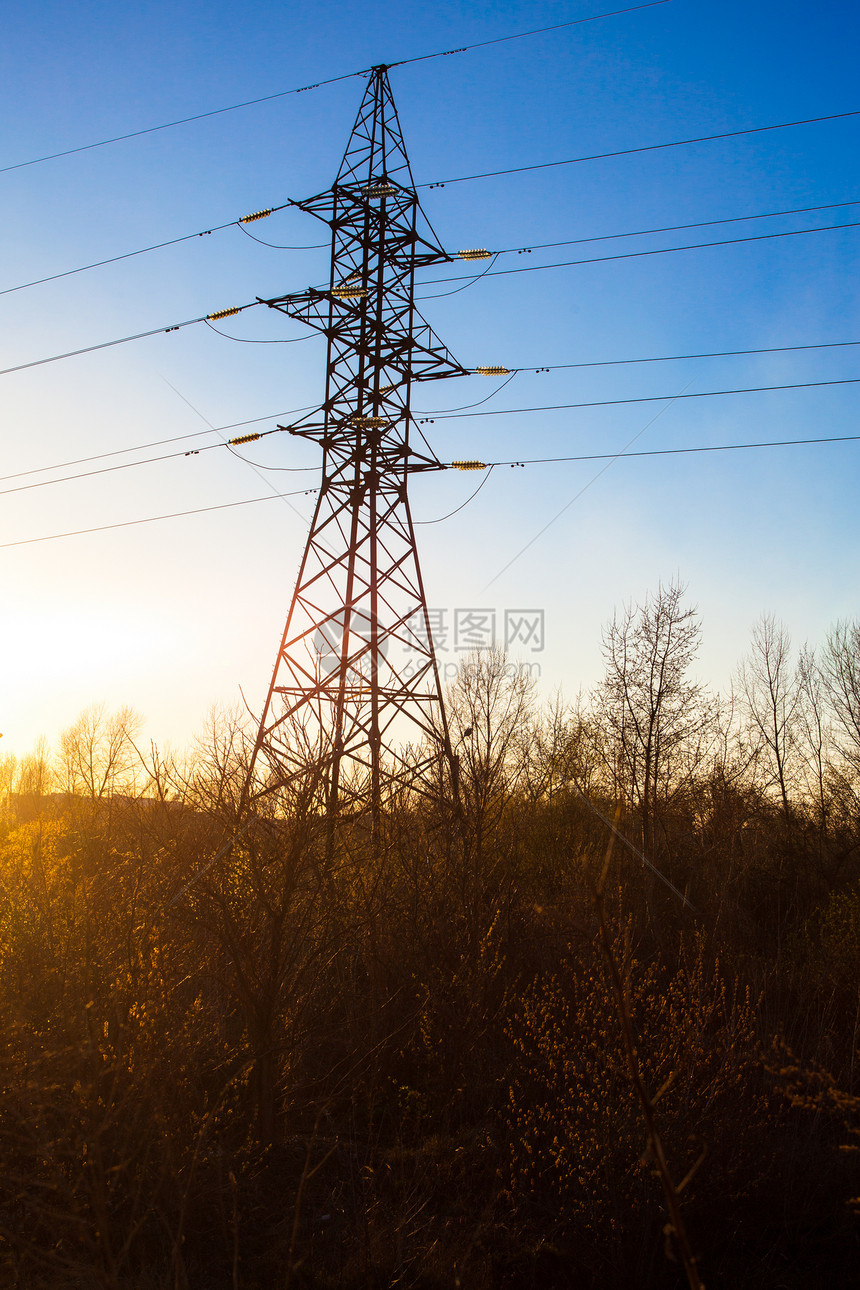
[[0, 204, 302, 299], [0, 421, 319, 499], [5, 394, 857, 500], [0, 406, 317, 484], [0, 489, 318, 550], [5, 211, 856, 376], [0, 217, 235, 298], [465, 433, 860, 469], [493, 198, 860, 254], [424, 340, 860, 412], [415, 465, 495, 524], [0, 315, 214, 376], [32, 216, 849, 382], [4, 432, 856, 552], [236, 222, 327, 250], [2, 214, 850, 381], [203, 318, 311, 344], [418, 218, 860, 292], [0, 74, 364, 175], [387, 1, 673, 68], [502, 338, 860, 374], [420, 108, 860, 190], [0, 445, 222, 497], [0, 2, 671, 176], [4, 339, 858, 486], [5, 195, 856, 304], [422, 374, 860, 417], [0, 300, 269, 378]]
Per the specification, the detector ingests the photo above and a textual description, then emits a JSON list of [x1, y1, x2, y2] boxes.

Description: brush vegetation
[[1, 583, 858, 1288]]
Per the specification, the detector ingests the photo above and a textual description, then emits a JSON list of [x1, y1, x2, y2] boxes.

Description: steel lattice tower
[[244, 66, 468, 828]]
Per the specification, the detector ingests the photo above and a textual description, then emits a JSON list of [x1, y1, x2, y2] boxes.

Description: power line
[[160, 379, 316, 524], [5, 433, 856, 553], [0, 73, 365, 176], [7, 193, 855, 305], [0, 445, 221, 498], [418, 218, 860, 292], [415, 465, 495, 524], [0, 489, 317, 550], [0, 301, 264, 378], [420, 377, 860, 420], [203, 318, 313, 344], [425, 339, 860, 412], [0, 406, 318, 485], [491, 198, 860, 254], [7, 220, 857, 382], [236, 223, 327, 251], [6, 392, 858, 502], [1, 218, 239, 299], [5, 339, 857, 485], [432, 371, 519, 413], [480, 426, 860, 590], [0, 204, 305, 300], [472, 433, 860, 467], [482, 382, 692, 589], [388, 1, 673, 69], [3, 218, 851, 383], [1, 2, 671, 176], [420, 108, 860, 190], [0, 421, 319, 499], [502, 338, 860, 374]]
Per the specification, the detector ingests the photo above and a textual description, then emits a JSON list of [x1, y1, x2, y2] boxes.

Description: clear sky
[[1, 0, 858, 757]]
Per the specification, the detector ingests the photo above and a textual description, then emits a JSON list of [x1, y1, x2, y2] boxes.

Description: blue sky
[[1, 1, 858, 755]]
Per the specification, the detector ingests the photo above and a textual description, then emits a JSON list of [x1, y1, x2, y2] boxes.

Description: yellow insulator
[[458, 248, 492, 260], [229, 432, 262, 445], [207, 306, 242, 320], [364, 182, 396, 197], [239, 208, 272, 223], [350, 415, 388, 428], [451, 460, 488, 471], [475, 365, 510, 376], [333, 287, 368, 299]]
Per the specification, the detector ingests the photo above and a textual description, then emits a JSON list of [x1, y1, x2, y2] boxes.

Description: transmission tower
[[243, 65, 471, 831]]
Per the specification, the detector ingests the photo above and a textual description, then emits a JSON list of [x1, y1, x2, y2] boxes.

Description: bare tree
[[796, 645, 832, 837], [520, 691, 602, 805], [594, 580, 708, 859], [821, 619, 860, 779], [2, 737, 54, 823], [738, 614, 800, 821], [56, 704, 142, 801], [446, 648, 536, 852]]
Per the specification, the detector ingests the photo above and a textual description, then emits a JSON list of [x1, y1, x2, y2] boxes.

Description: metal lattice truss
[[245, 66, 468, 821]]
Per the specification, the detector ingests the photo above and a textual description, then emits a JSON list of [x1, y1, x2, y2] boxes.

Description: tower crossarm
[[259, 289, 469, 382], [292, 185, 453, 269]]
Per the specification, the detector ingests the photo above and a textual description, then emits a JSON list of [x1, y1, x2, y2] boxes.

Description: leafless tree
[[56, 704, 142, 801], [796, 645, 832, 837], [738, 614, 801, 821], [821, 619, 860, 779], [445, 647, 536, 851], [594, 580, 709, 858], [520, 690, 602, 805]]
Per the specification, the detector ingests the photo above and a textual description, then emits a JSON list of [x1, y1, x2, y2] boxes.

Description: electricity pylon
[[243, 65, 469, 833]]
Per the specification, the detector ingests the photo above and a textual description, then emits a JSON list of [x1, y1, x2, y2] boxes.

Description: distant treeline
[[1, 581, 858, 1289]]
